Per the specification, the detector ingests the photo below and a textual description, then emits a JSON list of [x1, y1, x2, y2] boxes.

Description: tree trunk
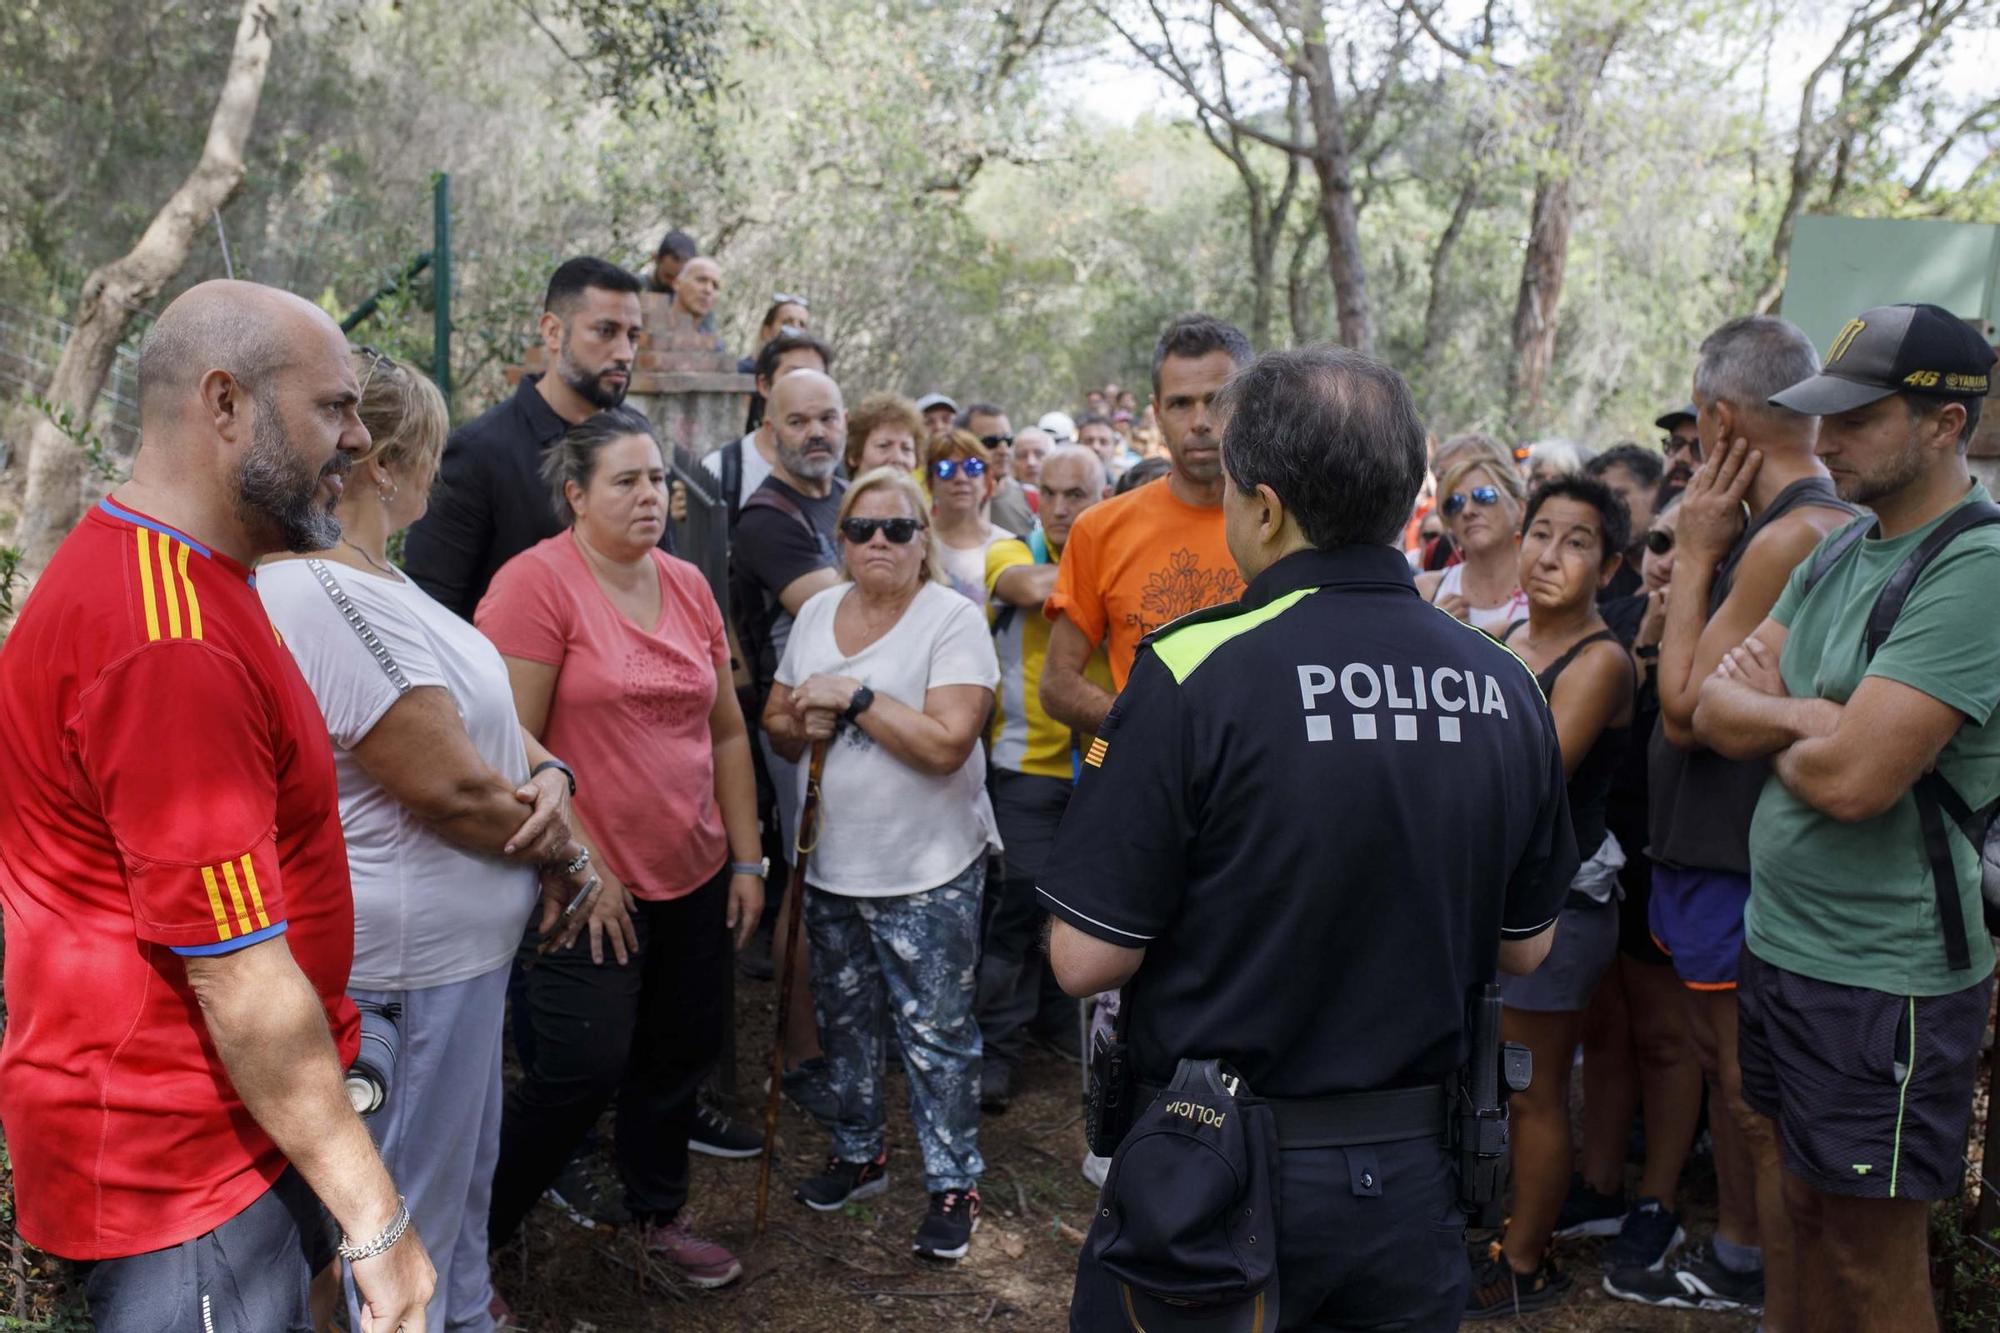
[[1287, 224, 1322, 345], [1421, 171, 1481, 366], [1506, 170, 1573, 430], [16, 0, 277, 568], [1300, 14, 1373, 354]]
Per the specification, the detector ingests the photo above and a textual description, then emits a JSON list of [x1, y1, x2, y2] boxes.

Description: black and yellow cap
[[1771, 303, 1996, 416]]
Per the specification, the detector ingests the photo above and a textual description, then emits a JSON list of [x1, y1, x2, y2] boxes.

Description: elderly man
[[1012, 424, 1052, 491], [673, 256, 723, 328], [975, 445, 1109, 1112], [0, 281, 435, 1331]]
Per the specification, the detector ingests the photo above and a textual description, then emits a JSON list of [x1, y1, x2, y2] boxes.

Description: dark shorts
[[1071, 1137, 1468, 1331], [1616, 851, 1671, 966], [1738, 947, 1994, 1201], [80, 1167, 334, 1333], [1499, 895, 1618, 1013], [1648, 865, 1750, 989]]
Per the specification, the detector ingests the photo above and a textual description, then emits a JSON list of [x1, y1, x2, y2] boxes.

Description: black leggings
[[488, 864, 731, 1243]]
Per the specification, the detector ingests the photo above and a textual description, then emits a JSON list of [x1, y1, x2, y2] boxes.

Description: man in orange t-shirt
[[1042, 314, 1251, 728]]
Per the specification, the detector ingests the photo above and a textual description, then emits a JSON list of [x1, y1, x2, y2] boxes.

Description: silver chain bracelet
[[337, 1196, 411, 1263], [556, 845, 591, 879]]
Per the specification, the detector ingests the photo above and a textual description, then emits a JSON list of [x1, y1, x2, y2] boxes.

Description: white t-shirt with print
[[774, 580, 1001, 897], [260, 559, 538, 990]]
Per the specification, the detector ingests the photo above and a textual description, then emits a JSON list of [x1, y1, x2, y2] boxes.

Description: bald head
[[1038, 444, 1106, 548], [674, 256, 722, 319], [138, 280, 346, 424], [770, 369, 845, 486]]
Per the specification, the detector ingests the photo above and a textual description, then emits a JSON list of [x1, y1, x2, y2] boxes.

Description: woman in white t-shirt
[[260, 350, 591, 1333], [763, 467, 1000, 1263], [927, 430, 1002, 609]]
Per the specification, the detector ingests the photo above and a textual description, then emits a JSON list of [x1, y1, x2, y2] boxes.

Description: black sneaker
[[1602, 1197, 1686, 1272], [1603, 1239, 1764, 1311], [795, 1152, 889, 1212], [913, 1188, 981, 1261], [1552, 1172, 1626, 1239], [688, 1100, 764, 1159], [545, 1154, 630, 1230], [737, 921, 775, 980], [1462, 1253, 1571, 1321], [979, 1059, 1013, 1114], [766, 1058, 840, 1126]]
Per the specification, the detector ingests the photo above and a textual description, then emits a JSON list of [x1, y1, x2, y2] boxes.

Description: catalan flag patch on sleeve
[[1084, 736, 1110, 768]]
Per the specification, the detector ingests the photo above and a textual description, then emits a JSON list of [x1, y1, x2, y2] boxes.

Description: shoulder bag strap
[[304, 559, 413, 697]]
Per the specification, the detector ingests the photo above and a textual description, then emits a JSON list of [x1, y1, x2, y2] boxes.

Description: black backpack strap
[[739, 484, 816, 541], [1863, 501, 2000, 659], [1799, 516, 1872, 599], [721, 440, 744, 530], [1914, 772, 1977, 972]]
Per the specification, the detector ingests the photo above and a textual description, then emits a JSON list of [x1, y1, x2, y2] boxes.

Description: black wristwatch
[[842, 685, 875, 724], [531, 758, 577, 796]]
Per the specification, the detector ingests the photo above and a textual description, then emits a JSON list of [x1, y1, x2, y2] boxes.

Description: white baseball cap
[[1038, 411, 1077, 443]]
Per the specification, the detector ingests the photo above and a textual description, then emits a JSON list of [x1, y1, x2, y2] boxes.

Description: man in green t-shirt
[[1693, 302, 1999, 1333]]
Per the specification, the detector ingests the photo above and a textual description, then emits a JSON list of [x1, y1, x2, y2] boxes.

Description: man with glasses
[[1658, 403, 1701, 488], [960, 402, 1035, 537], [1609, 318, 1857, 1326]]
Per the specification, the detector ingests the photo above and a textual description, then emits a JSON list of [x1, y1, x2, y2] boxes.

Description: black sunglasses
[[840, 517, 925, 545], [1663, 434, 1702, 458], [979, 434, 1015, 449], [1441, 485, 1502, 517], [933, 457, 988, 481], [1646, 528, 1675, 556]]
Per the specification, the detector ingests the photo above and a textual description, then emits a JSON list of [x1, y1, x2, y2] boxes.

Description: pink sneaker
[[641, 1209, 744, 1288], [488, 1291, 515, 1328]]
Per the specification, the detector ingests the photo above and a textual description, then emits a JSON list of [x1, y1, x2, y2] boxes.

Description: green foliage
[[25, 395, 120, 484]]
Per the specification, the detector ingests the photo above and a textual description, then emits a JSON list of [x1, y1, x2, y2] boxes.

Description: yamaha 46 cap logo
[[1296, 661, 1511, 744]]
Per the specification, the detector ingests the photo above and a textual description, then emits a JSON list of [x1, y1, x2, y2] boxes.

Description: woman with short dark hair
[[478, 407, 765, 1290]]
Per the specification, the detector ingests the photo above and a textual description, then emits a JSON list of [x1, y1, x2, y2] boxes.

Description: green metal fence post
[[432, 172, 452, 409]]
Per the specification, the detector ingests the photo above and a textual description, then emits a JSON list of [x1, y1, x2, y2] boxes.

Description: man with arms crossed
[[1696, 305, 2000, 1333], [0, 281, 434, 1330]]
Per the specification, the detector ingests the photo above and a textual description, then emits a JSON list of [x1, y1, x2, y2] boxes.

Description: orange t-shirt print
[[1045, 478, 1245, 689]]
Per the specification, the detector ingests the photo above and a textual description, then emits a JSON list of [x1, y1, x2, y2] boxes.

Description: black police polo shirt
[[1038, 544, 1577, 1099]]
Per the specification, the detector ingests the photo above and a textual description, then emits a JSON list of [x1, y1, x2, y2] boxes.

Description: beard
[[235, 396, 347, 553], [558, 334, 628, 410], [779, 434, 838, 481], [1838, 430, 1928, 507]]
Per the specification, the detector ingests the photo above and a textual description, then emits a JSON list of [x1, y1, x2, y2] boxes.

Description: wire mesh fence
[[0, 303, 141, 470]]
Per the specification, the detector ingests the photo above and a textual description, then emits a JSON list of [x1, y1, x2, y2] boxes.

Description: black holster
[[1085, 1027, 1137, 1157], [1448, 982, 1531, 1222]]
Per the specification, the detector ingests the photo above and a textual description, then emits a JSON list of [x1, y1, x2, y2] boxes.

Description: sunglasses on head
[[933, 457, 988, 481], [979, 434, 1014, 449], [772, 291, 810, 309], [840, 517, 925, 545], [1441, 485, 1502, 517], [1646, 528, 1675, 555]]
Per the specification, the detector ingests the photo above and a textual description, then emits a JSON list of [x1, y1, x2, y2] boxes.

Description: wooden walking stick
[[754, 738, 829, 1236]]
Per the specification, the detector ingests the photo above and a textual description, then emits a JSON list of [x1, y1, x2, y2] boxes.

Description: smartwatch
[[731, 858, 771, 879], [842, 685, 875, 724]]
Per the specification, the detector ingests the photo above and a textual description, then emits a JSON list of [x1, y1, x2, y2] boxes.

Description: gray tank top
[[1647, 477, 1857, 872]]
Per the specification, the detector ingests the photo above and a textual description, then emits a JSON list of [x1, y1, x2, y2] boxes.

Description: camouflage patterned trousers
[[806, 858, 985, 1193]]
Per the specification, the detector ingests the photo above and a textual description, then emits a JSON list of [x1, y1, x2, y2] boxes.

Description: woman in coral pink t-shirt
[[476, 408, 762, 1289]]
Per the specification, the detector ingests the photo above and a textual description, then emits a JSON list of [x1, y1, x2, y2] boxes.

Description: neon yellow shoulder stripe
[[1151, 588, 1316, 684]]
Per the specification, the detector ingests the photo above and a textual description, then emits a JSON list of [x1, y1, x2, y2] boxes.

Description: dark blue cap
[[1089, 1060, 1279, 1332]]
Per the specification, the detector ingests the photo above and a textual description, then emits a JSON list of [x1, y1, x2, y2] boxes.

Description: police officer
[[1042, 344, 1580, 1331]]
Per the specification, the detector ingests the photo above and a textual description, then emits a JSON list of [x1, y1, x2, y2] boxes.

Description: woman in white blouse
[[763, 467, 999, 1263], [260, 349, 588, 1333]]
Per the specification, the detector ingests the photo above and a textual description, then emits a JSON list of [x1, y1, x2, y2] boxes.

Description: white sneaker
[[1081, 1153, 1110, 1189]]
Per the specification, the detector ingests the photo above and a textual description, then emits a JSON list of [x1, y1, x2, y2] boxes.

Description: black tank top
[[1506, 624, 1627, 863], [1647, 476, 1857, 872]]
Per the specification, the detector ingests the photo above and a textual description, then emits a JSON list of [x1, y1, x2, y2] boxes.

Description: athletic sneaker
[[1553, 1173, 1626, 1238], [1602, 1197, 1686, 1272], [913, 1188, 981, 1261], [795, 1151, 890, 1212], [1462, 1253, 1571, 1320], [688, 1101, 764, 1159], [766, 1058, 840, 1125], [1603, 1239, 1764, 1311], [545, 1155, 630, 1230], [639, 1210, 743, 1288]]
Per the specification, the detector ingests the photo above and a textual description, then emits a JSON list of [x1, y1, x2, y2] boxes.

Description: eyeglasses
[[1441, 485, 1503, 517], [1663, 435, 1702, 457], [933, 457, 988, 481], [772, 292, 810, 309], [979, 434, 1014, 449], [839, 516, 925, 545], [1645, 528, 1675, 555]]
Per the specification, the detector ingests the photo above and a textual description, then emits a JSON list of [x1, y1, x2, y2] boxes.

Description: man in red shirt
[[0, 280, 434, 1331]]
